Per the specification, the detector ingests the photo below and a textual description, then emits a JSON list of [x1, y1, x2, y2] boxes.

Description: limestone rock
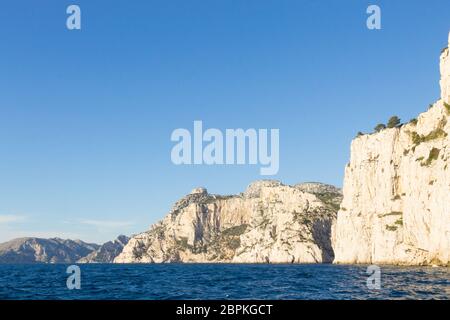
[[114, 181, 341, 263], [333, 33, 450, 266], [440, 32, 450, 103]]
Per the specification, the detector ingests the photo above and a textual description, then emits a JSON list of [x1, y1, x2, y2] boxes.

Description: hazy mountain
[[0, 237, 100, 264], [78, 235, 129, 263]]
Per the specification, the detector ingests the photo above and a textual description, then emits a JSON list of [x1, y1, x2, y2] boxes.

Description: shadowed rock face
[[0, 238, 99, 264], [114, 181, 342, 264], [333, 33, 450, 266], [78, 235, 130, 263]]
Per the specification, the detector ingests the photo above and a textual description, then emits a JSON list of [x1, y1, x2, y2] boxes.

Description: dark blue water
[[0, 264, 448, 300]]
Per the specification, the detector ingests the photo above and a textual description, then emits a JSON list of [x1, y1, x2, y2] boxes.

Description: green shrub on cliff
[[422, 148, 440, 166], [385, 225, 398, 231], [444, 102, 450, 114], [409, 117, 448, 147], [374, 123, 386, 132], [387, 116, 401, 128], [222, 224, 248, 237]]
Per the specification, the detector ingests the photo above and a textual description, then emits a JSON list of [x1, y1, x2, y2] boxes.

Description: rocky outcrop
[[114, 181, 341, 264], [0, 238, 99, 264], [332, 33, 450, 266], [78, 235, 129, 263]]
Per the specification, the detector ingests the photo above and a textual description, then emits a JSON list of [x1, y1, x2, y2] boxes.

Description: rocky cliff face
[[114, 181, 341, 263], [440, 33, 450, 104], [0, 238, 99, 264], [333, 33, 450, 266], [78, 235, 129, 263]]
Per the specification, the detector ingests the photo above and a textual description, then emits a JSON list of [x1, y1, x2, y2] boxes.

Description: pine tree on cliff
[[387, 116, 401, 128], [374, 123, 386, 132]]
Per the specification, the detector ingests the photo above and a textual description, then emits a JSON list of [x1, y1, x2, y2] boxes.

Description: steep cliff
[[114, 181, 341, 263], [78, 235, 129, 263], [0, 238, 99, 264], [333, 33, 450, 266]]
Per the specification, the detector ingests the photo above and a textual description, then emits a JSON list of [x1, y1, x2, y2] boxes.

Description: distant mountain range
[[0, 236, 129, 264]]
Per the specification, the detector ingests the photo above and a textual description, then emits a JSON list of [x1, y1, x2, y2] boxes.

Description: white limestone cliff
[[114, 181, 341, 263], [440, 32, 450, 104], [332, 33, 450, 266]]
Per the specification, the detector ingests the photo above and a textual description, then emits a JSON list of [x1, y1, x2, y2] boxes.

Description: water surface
[[0, 264, 448, 300]]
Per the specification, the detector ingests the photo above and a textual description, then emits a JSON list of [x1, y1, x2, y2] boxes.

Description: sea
[[0, 264, 448, 300]]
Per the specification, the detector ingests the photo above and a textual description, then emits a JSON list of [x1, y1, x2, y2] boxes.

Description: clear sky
[[0, 0, 449, 243]]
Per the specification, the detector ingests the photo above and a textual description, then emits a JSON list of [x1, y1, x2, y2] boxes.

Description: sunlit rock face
[[333, 33, 450, 266], [114, 181, 341, 264], [440, 33, 450, 103]]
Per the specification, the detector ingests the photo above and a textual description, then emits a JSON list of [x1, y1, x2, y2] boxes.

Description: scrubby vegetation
[[362, 100, 449, 138], [422, 148, 441, 166], [315, 192, 342, 211], [409, 117, 448, 147], [383, 211, 404, 231], [444, 102, 450, 115], [206, 224, 249, 260], [222, 224, 248, 237], [378, 211, 402, 218], [176, 237, 190, 249], [385, 225, 398, 231], [411, 128, 447, 145], [203, 194, 236, 204], [416, 156, 425, 162], [387, 116, 401, 128], [374, 123, 386, 132], [372, 115, 402, 133]]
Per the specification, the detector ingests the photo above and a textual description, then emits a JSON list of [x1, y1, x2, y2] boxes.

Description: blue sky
[[0, 0, 449, 243]]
